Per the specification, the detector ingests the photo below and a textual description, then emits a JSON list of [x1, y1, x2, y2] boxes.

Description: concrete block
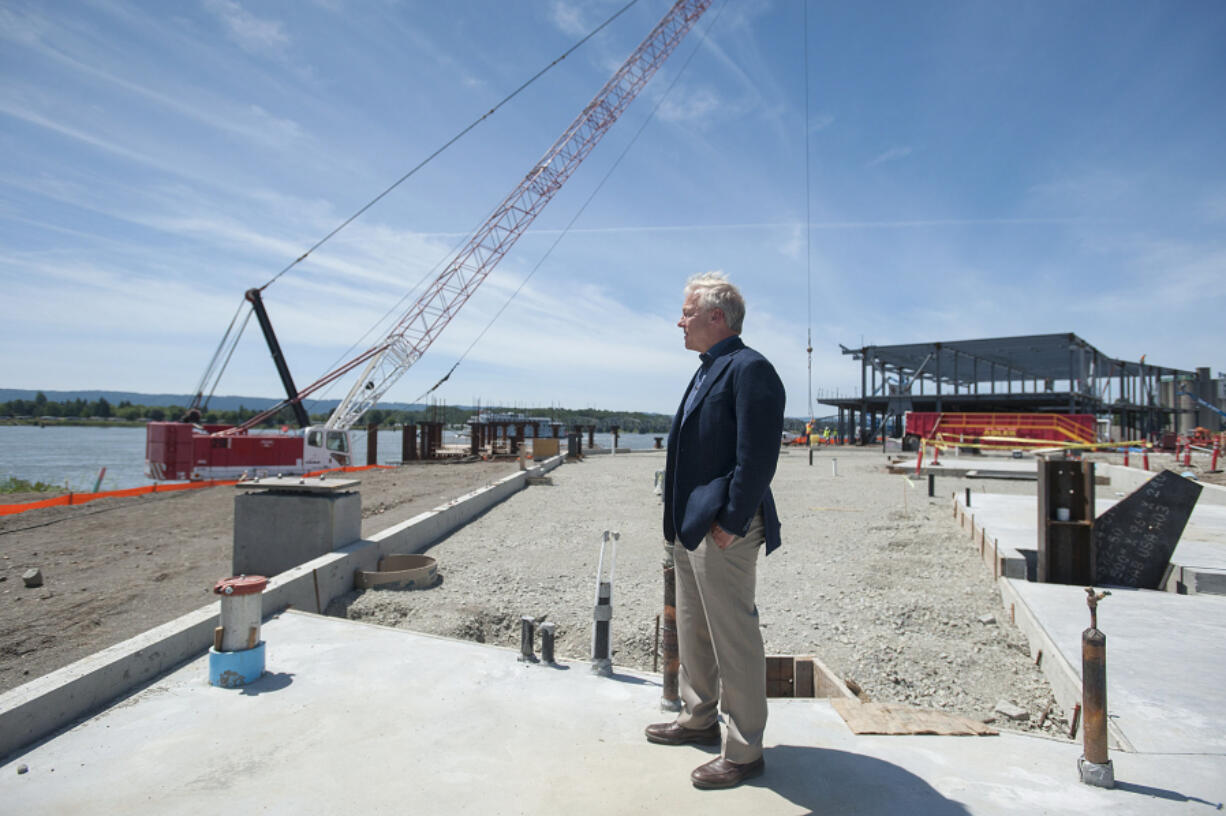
[[233, 490, 361, 577], [1175, 565, 1226, 596], [994, 700, 1029, 721]]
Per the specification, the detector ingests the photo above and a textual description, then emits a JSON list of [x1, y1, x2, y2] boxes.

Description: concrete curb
[[997, 578, 1134, 752], [955, 497, 1028, 580], [0, 455, 564, 761]]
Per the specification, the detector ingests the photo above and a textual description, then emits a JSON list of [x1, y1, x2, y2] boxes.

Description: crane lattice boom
[[324, 0, 712, 431]]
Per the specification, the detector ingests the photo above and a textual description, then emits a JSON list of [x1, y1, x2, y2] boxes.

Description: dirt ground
[[0, 461, 519, 693]]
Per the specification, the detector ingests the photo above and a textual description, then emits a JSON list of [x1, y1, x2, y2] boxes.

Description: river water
[[0, 426, 666, 492]]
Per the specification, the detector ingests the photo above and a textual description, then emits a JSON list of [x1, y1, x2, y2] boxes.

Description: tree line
[[0, 393, 695, 433]]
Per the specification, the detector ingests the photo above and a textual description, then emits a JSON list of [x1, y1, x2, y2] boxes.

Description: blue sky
[[1, 0, 1223, 419]]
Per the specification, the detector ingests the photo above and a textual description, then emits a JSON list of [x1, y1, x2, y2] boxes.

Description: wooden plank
[[765, 656, 793, 697], [793, 658, 815, 698], [831, 699, 997, 736]]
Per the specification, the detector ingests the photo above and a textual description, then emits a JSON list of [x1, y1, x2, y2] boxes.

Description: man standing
[[646, 272, 785, 789]]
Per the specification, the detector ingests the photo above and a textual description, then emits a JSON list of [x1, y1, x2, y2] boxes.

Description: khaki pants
[[673, 512, 767, 763]]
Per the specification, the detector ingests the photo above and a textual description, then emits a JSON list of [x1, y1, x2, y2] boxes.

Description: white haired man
[[646, 272, 785, 789]]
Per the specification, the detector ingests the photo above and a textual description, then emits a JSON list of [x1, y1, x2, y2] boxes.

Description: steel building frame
[[819, 332, 1216, 444]]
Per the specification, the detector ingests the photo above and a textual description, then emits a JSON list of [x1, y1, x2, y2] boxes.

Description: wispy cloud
[[520, 217, 1087, 236], [203, 0, 289, 56], [548, 1, 590, 37], [0, 100, 172, 173], [0, 16, 307, 150], [866, 146, 913, 167], [657, 86, 724, 125], [810, 113, 835, 133]]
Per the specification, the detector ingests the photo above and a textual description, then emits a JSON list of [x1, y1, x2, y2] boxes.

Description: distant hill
[[1, 388, 810, 430], [0, 389, 430, 412]]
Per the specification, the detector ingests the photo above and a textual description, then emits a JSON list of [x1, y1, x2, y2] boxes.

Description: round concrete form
[[209, 642, 266, 688], [214, 575, 268, 652], [355, 554, 439, 590]]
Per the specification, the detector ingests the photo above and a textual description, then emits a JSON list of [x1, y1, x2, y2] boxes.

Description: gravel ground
[[329, 448, 1071, 737]]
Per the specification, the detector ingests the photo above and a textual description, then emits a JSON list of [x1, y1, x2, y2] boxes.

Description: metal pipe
[[540, 622, 556, 665], [661, 542, 680, 710], [519, 616, 537, 663], [591, 531, 617, 677], [1079, 588, 1114, 787]]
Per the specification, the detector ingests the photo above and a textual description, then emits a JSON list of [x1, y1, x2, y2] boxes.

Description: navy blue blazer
[[663, 336, 785, 554]]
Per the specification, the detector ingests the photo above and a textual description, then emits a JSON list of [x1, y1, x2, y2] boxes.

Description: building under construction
[[820, 332, 1225, 444]]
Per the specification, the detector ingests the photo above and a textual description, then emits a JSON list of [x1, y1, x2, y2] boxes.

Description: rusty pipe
[[1079, 587, 1114, 787], [661, 543, 681, 710]]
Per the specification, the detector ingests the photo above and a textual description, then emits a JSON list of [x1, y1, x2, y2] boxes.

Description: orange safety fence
[[0, 479, 239, 517], [0, 463, 396, 517]]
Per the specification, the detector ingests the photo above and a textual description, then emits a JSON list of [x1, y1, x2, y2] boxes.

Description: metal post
[[928, 473, 935, 497], [591, 531, 618, 677], [404, 424, 418, 461], [519, 616, 538, 663], [366, 423, 379, 466], [540, 622, 556, 665], [1079, 588, 1114, 787], [965, 487, 971, 507], [660, 542, 681, 711]]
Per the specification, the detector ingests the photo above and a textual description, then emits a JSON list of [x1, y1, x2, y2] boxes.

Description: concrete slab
[[888, 456, 1039, 479], [234, 475, 362, 493], [1002, 580, 1226, 756], [2, 611, 1222, 815]]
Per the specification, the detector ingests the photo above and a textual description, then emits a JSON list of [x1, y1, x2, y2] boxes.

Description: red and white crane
[[147, 0, 713, 480]]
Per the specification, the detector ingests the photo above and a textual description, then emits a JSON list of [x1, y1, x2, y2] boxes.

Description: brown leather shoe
[[690, 756, 765, 789], [644, 721, 721, 746]]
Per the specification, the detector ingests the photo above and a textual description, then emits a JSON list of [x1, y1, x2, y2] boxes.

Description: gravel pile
[[328, 449, 1070, 737]]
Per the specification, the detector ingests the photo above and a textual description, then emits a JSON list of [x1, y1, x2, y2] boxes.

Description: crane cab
[[304, 426, 352, 471]]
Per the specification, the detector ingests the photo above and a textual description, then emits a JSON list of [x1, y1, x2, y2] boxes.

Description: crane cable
[[190, 296, 252, 413], [804, 0, 814, 425], [256, 0, 644, 294], [191, 0, 645, 410], [411, 0, 732, 404]]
